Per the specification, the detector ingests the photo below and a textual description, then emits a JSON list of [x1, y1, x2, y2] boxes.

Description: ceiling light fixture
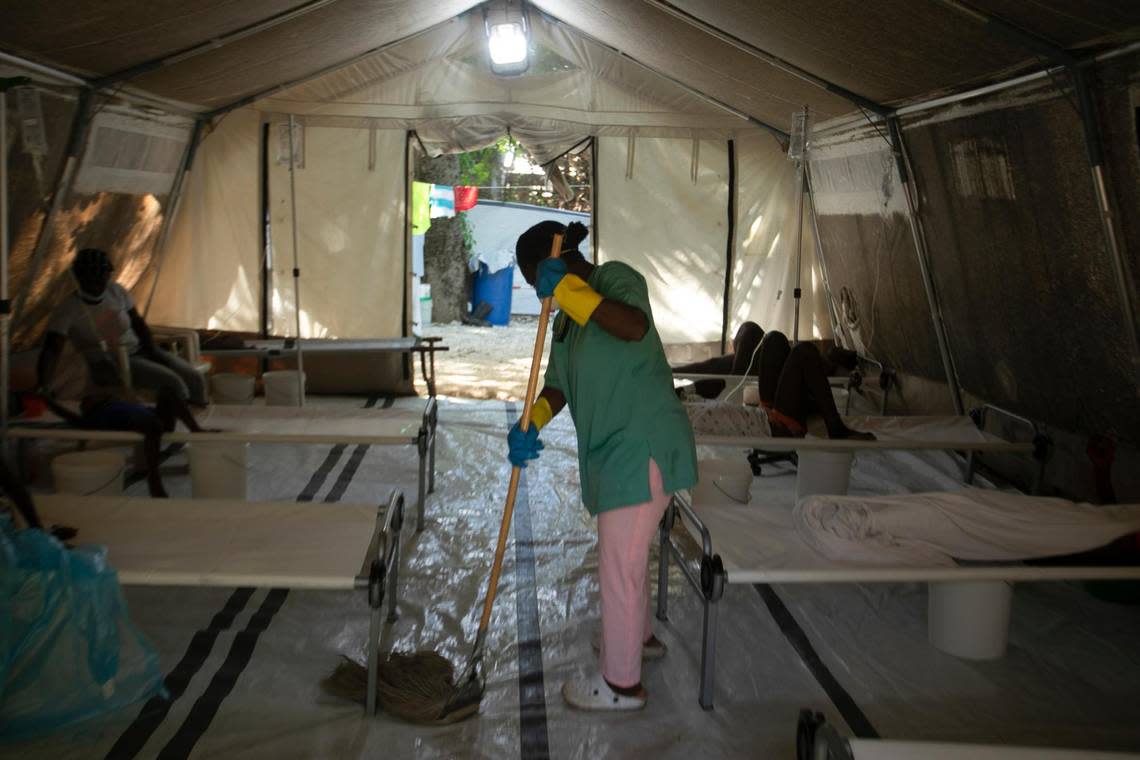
[[485, 1, 530, 75]]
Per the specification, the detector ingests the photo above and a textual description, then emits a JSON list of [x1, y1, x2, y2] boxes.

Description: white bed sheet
[[682, 486, 1140, 585], [794, 488, 1140, 567], [36, 495, 381, 589]]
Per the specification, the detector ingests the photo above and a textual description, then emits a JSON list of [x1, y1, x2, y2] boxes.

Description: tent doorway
[[414, 137, 592, 400]]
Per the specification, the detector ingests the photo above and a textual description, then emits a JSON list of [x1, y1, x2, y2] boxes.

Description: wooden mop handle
[[477, 232, 564, 634]]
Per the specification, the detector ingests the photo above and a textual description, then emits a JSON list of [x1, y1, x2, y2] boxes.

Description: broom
[[323, 232, 565, 724]]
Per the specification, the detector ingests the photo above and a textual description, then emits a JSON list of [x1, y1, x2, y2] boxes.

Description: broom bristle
[[377, 650, 457, 724], [320, 656, 370, 705], [321, 650, 463, 724]]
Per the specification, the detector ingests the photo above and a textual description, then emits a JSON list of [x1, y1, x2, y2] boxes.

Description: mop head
[[321, 651, 483, 725]]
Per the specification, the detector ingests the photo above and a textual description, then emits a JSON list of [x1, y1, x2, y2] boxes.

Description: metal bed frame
[[9, 397, 438, 531], [36, 489, 405, 716], [201, 336, 448, 397]]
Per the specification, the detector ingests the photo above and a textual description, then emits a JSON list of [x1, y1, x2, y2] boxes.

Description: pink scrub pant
[[597, 458, 672, 688]]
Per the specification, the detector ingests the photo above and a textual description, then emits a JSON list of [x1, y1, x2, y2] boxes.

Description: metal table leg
[[698, 554, 725, 711], [428, 400, 437, 494], [416, 430, 427, 532], [366, 589, 381, 716]]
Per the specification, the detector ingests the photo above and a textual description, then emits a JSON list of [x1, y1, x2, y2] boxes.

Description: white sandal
[[591, 631, 667, 661], [562, 673, 647, 711]]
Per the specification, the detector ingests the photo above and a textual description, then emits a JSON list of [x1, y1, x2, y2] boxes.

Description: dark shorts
[[80, 400, 155, 431]]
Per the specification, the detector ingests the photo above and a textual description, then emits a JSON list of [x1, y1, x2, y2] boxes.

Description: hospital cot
[[201, 336, 448, 397], [9, 398, 438, 531], [34, 489, 406, 716], [797, 711, 1140, 759], [661, 418, 1128, 710]]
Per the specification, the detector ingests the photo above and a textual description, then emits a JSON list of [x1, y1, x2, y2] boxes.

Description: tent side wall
[[900, 70, 1140, 443], [808, 127, 950, 382], [731, 131, 831, 343], [145, 113, 412, 393], [267, 121, 409, 392], [7, 88, 186, 361], [595, 136, 728, 349], [141, 108, 262, 333], [265, 122, 406, 341]]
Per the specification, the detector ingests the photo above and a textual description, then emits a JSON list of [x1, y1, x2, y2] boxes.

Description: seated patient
[[45, 384, 208, 498], [755, 331, 874, 440], [38, 247, 208, 406], [672, 322, 765, 399]]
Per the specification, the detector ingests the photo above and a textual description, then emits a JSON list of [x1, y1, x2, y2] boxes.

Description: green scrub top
[[544, 261, 698, 515]]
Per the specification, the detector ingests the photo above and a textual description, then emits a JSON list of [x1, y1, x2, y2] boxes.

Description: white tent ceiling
[[3, 1, 1136, 135]]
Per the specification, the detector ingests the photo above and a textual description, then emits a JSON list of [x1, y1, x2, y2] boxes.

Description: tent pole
[[286, 115, 306, 406], [790, 108, 809, 343], [641, 0, 889, 116], [804, 164, 842, 345], [259, 122, 271, 340], [1, 86, 10, 438], [0, 51, 200, 119], [888, 118, 964, 415], [1071, 69, 1139, 389], [11, 90, 93, 323], [815, 41, 1139, 139], [720, 139, 736, 353], [790, 157, 805, 343], [143, 120, 204, 319], [590, 137, 599, 264], [403, 130, 412, 360], [93, 0, 347, 88]]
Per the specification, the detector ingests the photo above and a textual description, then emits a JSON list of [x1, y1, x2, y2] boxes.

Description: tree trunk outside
[[416, 153, 468, 324]]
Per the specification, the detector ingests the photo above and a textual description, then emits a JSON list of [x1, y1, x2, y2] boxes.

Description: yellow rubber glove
[[553, 274, 603, 326], [527, 396, 554, 431]]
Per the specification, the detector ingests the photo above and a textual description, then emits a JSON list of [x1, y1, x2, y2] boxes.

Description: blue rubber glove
[[535, 258, 568, 299], [507, 420, 544, 468]]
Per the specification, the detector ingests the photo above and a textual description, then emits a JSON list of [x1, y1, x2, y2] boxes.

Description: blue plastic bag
[[0, 514, 164, 742]]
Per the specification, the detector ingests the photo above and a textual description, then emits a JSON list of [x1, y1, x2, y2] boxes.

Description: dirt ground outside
[[423, 317, 548, 400], [423, 317, 720, 400]]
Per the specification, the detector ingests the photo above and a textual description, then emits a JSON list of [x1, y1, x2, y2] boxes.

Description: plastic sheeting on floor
[[8, 397, 1140, 758]]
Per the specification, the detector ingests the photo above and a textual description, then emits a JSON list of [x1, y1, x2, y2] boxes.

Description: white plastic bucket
[[188, 442, 248, 499], [52, 450, 126, 496], [264, 370, 306, 406], [693, 458, 752, 505], [795, 449, 854, 501], [928, 581, 1013, 660], [211, 373, 255, 405], [742, 384, 760, 406]]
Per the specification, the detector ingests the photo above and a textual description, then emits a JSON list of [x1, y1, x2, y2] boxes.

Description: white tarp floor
[[9, 396, 1140, 758]]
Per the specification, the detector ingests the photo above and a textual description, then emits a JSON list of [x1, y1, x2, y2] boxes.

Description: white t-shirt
[[47, 282, 140, 364]]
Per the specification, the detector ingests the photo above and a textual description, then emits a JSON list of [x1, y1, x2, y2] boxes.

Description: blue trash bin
[[472, 263, 513, 326]]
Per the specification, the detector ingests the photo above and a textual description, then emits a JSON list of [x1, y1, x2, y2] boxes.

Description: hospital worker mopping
[[508, 220, 698, 710]]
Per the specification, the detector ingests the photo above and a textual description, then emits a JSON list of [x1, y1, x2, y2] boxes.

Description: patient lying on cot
[[755, 331, 872, 440], [45, 385, 209, 498], [683, 329, 873, 440], [673, 321, 860, 402], [673, 321, 766, 399]]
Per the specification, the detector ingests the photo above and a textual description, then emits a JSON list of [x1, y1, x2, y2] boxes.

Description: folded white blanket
[[794, 488, 1140, 567]]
